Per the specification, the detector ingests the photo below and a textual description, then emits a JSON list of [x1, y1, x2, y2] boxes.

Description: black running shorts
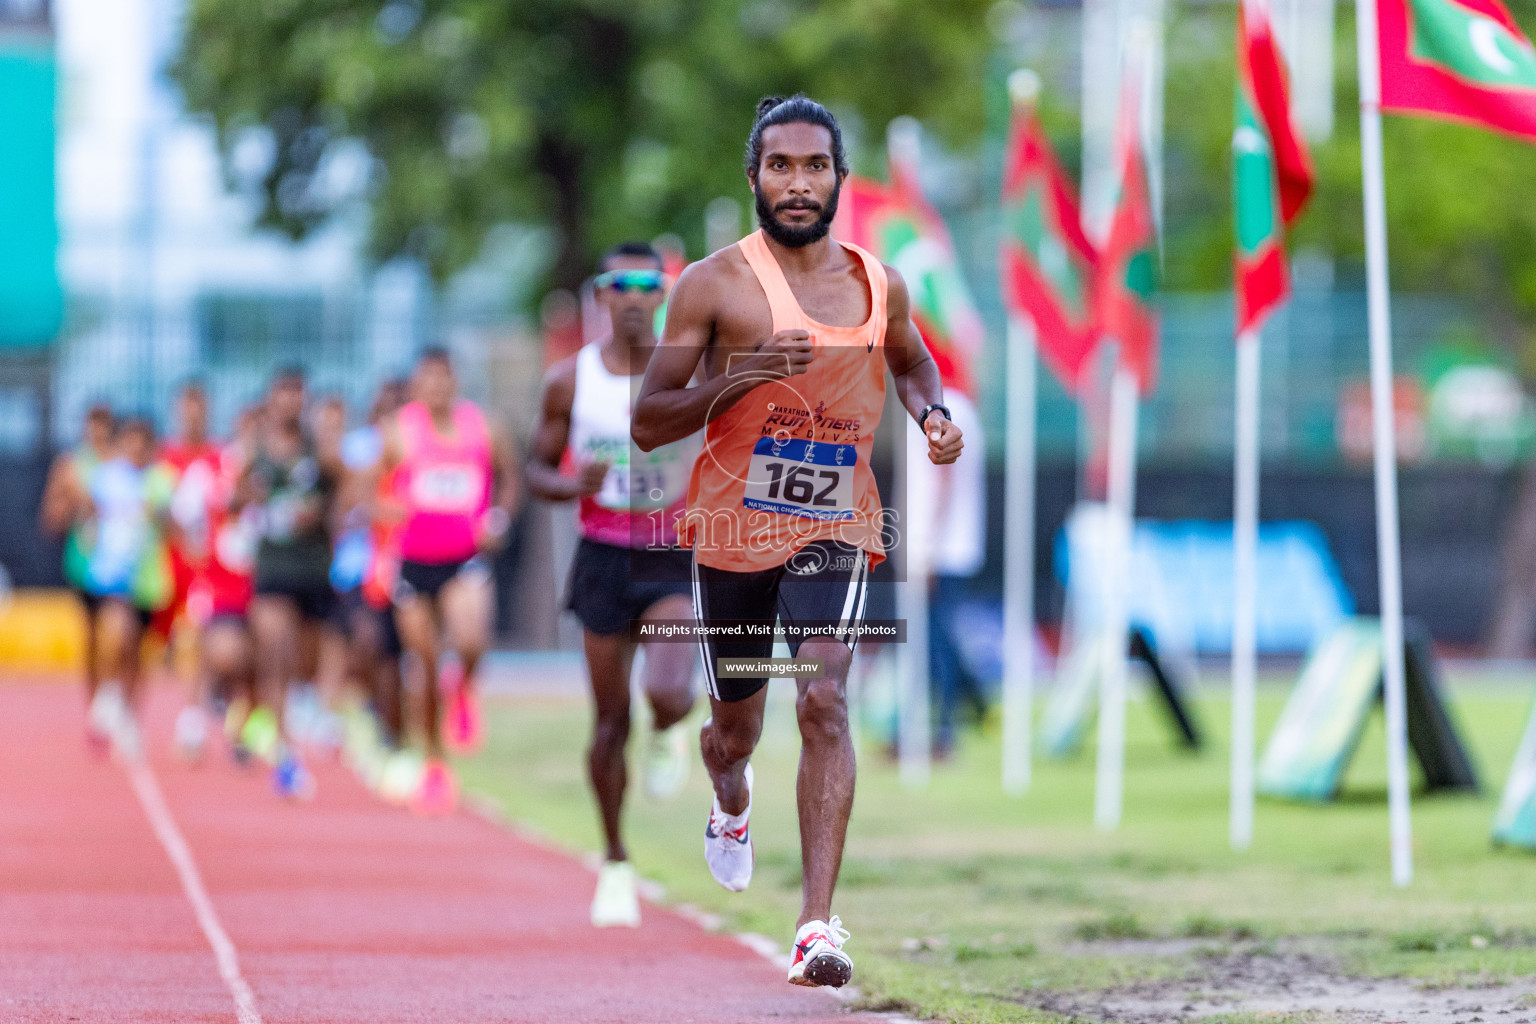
[[395, 557, 490, 605], [337, 587, 403, 658], [691, 540, 870, 704], [254, 575, 336, 623], [565, 539, 692, 637]]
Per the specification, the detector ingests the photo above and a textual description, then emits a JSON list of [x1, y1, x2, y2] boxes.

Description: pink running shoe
[[411, 759, 459, 817], [441, 664, 483, 754]]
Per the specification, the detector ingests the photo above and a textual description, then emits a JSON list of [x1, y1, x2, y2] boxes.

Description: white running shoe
[[173, 705, 209, 763], [787, 916, 853, 988], [704, 762, 753, 892], [88, 682, 127, 739], [590, 860, 642, 928], [379, 749, 426, 806], [644, 723, 689, 799]]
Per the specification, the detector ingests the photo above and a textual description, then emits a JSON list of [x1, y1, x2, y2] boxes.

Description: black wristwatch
[[917, 403, 952, 430]]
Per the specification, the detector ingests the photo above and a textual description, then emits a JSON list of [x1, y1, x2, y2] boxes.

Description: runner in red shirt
[[158, 382, 225, 761], [190, 419, 263, 763]]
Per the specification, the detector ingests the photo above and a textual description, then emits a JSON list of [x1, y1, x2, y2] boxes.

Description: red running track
[[0, 683, 866, 1023]]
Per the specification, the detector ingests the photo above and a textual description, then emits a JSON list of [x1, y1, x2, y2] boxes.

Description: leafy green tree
[[173, 0, 994, 289]]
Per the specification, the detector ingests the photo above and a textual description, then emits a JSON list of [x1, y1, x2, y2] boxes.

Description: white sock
[[713, 795, 750, 829]]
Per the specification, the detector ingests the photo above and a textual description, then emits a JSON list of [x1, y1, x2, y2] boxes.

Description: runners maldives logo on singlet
[[760, 401, 864, 445]]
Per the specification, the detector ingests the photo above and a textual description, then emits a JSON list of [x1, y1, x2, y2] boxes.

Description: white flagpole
[[1354, 0, 1414, 886], [1094, 363, 1138, 831], [890, 118, 932, 790], [1093, 19, 1155, 834], [1002, 68, 1045, 797], [1230, 328, 1261, 850], [1003, 315, 1038, 795]]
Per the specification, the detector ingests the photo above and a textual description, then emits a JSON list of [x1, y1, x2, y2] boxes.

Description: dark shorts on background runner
[[337, 587, 402, 657], [395, 556, 488, 604], [254, 575, 337, 623], [78, 588, 157, 629], [565, 539, 692, 637], [692, 539, 870, 703]]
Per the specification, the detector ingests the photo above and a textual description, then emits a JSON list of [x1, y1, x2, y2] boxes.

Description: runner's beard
[[754, 179, 840, 248]]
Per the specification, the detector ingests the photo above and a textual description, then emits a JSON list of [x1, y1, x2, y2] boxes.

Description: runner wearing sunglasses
[[528, 240, 701, 928], [595, 268, 663, 293]]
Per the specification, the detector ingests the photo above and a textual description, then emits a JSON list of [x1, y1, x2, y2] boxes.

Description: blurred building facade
[[51, 0, 430, 440]]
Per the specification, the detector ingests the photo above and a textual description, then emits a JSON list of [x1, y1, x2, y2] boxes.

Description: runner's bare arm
[[230, 453, 266, 512], [38, 453, 79, 537], [489, 424, 521, 519], [526, 357, 607, 502], [632, 261, 811, 451], [342, 416, 401, 529], [883, 265, 964, 466]]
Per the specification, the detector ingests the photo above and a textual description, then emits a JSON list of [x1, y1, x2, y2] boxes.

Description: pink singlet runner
[[395, 400, 493, 565]]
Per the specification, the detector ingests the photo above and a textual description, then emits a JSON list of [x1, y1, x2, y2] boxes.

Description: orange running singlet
[[682, 230, 889, 572]]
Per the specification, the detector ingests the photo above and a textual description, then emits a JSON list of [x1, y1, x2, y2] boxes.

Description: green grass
[[458, 671, 1536, 1022]]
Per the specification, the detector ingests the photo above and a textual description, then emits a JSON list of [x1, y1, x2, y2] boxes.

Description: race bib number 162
[[742, 436, 856, 521]]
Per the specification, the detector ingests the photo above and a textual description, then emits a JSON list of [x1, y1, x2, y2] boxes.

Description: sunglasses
[[595, 269, 665, 294]]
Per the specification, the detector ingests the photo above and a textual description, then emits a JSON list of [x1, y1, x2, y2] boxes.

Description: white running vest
[[569, 341, 695, 547]]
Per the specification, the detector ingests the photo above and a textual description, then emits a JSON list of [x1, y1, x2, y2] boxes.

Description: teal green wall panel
[[0, 42, 60, 348]]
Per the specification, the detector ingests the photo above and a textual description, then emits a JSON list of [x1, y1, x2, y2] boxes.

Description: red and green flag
[[1097, 75, 1159, 394], [1379, 0, 1536, 140], [999, 101, 1101, 393], [834, 143, 985, 396], [1234, 0, 1316, 334]]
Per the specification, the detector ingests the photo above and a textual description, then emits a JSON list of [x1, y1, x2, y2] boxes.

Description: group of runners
[[41, 351, 518, 813], [40, 93, 963, 992]]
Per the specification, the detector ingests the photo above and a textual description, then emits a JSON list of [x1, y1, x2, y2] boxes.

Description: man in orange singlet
[[633, 94, 964, 989]]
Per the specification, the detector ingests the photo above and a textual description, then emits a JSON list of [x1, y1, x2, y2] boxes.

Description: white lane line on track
[[124, 756, 265, 1024]]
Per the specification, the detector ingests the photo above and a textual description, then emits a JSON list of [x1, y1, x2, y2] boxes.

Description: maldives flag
[[1097, 77, 1159, 394], [1379, 0, 1536, 140], [999, 103, 1101, 393], [834, 165, 985, 395], [1234, 0, 1315, 334]]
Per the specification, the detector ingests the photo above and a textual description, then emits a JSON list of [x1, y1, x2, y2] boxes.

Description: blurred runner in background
[[39, 403, 116, 753], [529, 240, 700, 928], [374, 348, 519, 815], [241, 367, 343, 801], [333, 379, 411, 795], [83, 415, 176, 758], [188, 410, 262, 767], [908, 388, 990, 759], [158, 381, 224, 761]]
